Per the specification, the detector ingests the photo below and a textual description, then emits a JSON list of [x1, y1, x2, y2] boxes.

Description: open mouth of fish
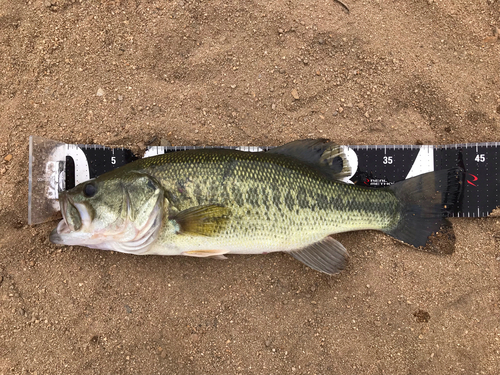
[[50, 194, 91, 242]]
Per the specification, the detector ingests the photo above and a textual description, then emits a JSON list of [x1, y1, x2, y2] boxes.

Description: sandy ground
[[1, 0, 500, 374]]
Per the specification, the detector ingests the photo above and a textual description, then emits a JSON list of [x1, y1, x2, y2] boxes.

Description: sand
[[1, 0, 499, 373]]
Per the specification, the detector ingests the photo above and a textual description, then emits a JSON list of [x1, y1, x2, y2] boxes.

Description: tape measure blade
[[63, 143, 500, 217], [31, 139, 500, 225]]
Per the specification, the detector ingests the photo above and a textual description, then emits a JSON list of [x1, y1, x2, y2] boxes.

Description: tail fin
[[384, 168, 464, 248]]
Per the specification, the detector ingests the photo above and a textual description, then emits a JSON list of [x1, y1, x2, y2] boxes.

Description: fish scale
[[123, 148, 401, 255]]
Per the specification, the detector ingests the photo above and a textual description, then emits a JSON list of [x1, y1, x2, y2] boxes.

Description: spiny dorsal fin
[[172, 204, 231, 236], [289, 236, 349, 275], [268, 139, 352, 180]]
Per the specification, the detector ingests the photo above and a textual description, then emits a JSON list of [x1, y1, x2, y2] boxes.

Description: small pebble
[[4, 154, 13, 162], [291, 89, 299, 100], [96, 88, 105, 96]]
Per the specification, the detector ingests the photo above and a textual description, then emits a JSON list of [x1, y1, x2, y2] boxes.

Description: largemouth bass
[[50, 139, 463, 274]]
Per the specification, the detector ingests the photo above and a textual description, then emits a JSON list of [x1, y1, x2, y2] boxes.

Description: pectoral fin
[[172, 204, 231, 236], [289, 237, 349, 275], [183, 250, 229, 258]]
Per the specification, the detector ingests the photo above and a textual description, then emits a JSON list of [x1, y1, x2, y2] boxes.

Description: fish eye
[[83, 183, 97, 198]]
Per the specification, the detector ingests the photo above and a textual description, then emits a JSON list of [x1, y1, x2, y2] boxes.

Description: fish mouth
[[49, 215, 73, 244], [60, 194, 81, 231], [49, 193, 92, 244]]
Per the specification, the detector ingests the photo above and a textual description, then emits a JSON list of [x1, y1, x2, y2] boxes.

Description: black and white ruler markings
[[28, 136, 500, 224]]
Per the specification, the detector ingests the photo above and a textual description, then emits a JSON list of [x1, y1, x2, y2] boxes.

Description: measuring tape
[[28, 136, 500, 225]]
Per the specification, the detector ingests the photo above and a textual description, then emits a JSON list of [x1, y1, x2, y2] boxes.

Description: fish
[[49, 139, 464, 274]]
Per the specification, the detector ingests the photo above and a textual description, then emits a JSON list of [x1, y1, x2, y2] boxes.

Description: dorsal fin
[[267, 139, 352, 180]]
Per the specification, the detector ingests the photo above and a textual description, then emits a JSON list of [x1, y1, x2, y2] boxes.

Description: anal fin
[[289, 237, 349, 275]]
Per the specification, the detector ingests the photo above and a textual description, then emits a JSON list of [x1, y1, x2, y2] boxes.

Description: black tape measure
[[63, 142, 499, 218], [27, 137, 500, 225]]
